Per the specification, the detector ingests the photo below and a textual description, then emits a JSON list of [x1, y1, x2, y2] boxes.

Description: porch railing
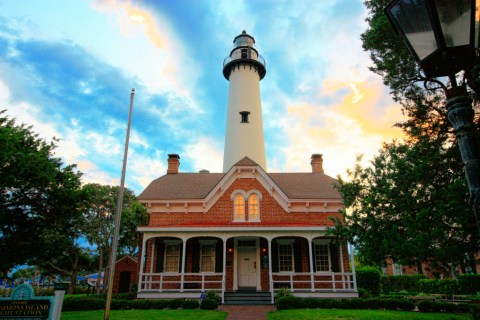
[[139, 272, 224, 293], [271, 272, 356, 292]]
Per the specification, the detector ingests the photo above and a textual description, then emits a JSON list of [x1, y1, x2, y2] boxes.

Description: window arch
[[230, 190, 262, 222]]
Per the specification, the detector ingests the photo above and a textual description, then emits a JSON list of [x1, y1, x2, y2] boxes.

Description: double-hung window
[[200, 240, 216, 272], [164, 241, 181, 273], [277, 239, 295, 272], [248, 193, 260, 221], [233, 193, 245, 221], [314, 243, 330, 272]]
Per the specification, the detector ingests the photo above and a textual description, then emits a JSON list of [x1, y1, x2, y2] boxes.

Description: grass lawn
[[268, 309, 471, 320], [61, 309, 228, 320]]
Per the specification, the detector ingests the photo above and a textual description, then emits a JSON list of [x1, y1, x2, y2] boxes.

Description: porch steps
[[223, 291, 272, 305]]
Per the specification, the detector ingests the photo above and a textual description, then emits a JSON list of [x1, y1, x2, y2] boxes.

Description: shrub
[[418, 279, 458, 296], [112, 292, 135, 300], [275, 287, 292, 299], [62, 297, 105, 311], [458, 275, 480, 294], [168, 298, 185, 309], [356, 267, 381, 296], [200, 298, 218, 310], [204, 290, 221, 304], [471, 305, 480, 320], [418, 279, 438, 294], [182, 299, 200, 309], [417, 300, 469, 313], [382, 275, 427, 294], [275, 296, 305, 310]]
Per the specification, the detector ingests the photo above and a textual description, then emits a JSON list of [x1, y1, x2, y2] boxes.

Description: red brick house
[[136, 154, 357, 303]]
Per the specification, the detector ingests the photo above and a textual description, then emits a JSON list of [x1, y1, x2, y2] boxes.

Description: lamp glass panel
[[389, 0, 438, 60], [475, 2, 480, 48], [435, 0, 472, 47]]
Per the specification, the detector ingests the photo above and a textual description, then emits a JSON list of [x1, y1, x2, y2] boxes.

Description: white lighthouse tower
[[222, 30, 267, 172]]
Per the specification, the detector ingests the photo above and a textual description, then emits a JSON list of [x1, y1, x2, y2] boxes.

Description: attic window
[[240, 111, 250, 123]]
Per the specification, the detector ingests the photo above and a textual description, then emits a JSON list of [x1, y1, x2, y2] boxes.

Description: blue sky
[[0, 0, 404, 196]]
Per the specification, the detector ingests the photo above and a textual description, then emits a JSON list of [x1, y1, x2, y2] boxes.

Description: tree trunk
[[416, 259, 424, 275], [468, 252, 477, 274], [68, 254, 79, 294], [96, 247, 103, 294]]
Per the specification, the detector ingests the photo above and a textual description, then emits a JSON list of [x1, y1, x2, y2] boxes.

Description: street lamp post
[[385, 0, 480, 230]]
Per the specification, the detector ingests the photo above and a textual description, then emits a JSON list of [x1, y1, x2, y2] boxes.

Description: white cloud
[[182, 136, 223, 173]]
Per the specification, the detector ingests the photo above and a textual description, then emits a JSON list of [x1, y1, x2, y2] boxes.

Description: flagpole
[[104, 88, 135, 320]]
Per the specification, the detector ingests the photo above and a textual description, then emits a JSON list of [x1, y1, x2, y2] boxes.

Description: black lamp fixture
[[385, 0, 480, 230]]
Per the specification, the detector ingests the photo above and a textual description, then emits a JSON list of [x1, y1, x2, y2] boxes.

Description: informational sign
[[0, 284, 53, 320]]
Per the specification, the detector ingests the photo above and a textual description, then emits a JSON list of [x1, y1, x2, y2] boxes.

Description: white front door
[[237, 246, 257, 288]]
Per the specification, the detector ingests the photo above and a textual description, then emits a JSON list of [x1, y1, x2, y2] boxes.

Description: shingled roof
[[138, 157, 341, 201], [138, 173, 225, 200], [269, 173, 340, 199]]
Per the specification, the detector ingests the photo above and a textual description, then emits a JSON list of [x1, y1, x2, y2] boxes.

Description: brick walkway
[[219, 305, 276, 320]]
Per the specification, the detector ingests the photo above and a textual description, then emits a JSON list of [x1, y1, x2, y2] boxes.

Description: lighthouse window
[[240, 111, 250, 123], [241, 48, 248, 59]]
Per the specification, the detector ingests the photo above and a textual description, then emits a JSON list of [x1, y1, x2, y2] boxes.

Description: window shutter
[[271, 241, 279, 272], [156, 242, 165, 272], [192, 241, 200, 273], [178, 243, 183, 272], [330, 244, 339, 272], [294, 242, 302, 272], [215, 241, 223, 272]]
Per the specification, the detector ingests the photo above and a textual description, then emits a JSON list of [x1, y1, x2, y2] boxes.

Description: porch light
[[385, 0, 478, 80], [385, 0, 480, 231]]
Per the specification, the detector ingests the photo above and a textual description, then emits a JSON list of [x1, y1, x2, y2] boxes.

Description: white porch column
[[339, 243, 345, 289], [222, 238, 227, 304], [150, 239, 155, 273], [349, 243, 357, 291], [308, 239, 315, 292], [138, 236, 147, 292], [180, 239, 187, 292], [268, 238, 274, 304]]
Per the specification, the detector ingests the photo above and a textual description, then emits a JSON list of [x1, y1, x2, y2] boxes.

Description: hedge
[[418, 279, 458, 296], [382, 275, 427, 294], [458, 275, 480, 294], [356, 267, 381, 296], [275, 297, 414, 311], [417, 300, 470, 313], [200, 299, 219, 310], [62, 297, 199, 311]]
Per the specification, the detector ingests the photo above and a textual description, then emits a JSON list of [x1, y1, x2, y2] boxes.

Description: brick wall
[[110, 257, 138, 293], [148, 178, 341, 227]]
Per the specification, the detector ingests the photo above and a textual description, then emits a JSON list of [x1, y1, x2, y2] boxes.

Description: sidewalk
[[219, 305, 276, 320]]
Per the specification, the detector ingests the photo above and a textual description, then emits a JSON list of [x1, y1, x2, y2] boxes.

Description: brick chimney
[[167, 154, 180, 174], [310, 154, 323, 173]]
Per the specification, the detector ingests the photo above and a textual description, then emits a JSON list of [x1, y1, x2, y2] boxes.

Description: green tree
[[81, 183, 147, 293], [331, 0, 480, 274], [0, 110, 84, 279], [333, 138, 478, 274]]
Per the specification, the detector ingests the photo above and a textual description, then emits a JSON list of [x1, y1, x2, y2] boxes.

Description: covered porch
[[136, 227, 358, 303]]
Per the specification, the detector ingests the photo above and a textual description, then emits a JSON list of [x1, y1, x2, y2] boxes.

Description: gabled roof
[[138, 157, 341, 201], [139, 173, 225, 200], [234, 156, 259, 167]]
